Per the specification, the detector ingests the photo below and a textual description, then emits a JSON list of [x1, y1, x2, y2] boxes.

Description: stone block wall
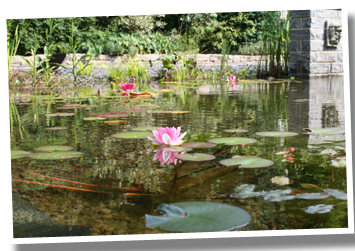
[[289, 9, 343, 78]]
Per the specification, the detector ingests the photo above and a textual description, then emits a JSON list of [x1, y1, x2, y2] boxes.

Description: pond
[[10, 76, 348, 236]]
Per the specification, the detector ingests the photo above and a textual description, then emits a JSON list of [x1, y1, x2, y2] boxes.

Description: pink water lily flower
[[153, 148, 179, 166], [228, 76, 239, 88], [147, 126, 187, 146], [119, 83, 137, 92]]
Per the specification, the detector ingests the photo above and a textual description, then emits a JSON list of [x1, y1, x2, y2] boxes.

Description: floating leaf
[[331, 157, 346, 168], [11, 150, 31, 160], [83, 117, 106, 121], [57, 105, 99, 109], [120, 108, 147, 113], [263, 189, 294, 201], [224, 129, 249, 133], [255, 131, 298, 137], [145, 201, 251, 232], [303, 204, 334, 214], [34, 145, 74, 152], [181, 142, 217, 148], [29, 151, 83, 160], [130, 92, 152, 98], [232, 184, 265, 198], [111, 131, 153, 139], [162, 146, 193, 152], [175, 153, 216, 162], [104, 120, 129, 125], [89, 112, 129, 118], [132, 126, 158, 131], [271, 176, 290, 186], [45, 127, 68, 130], [220, 157, 274, 168], [208, 137, 257, 146], [304, 128, 345, 135], [295, 193, 330, 200], [320, 149, 337, 155], [324, 189, 347, 200]]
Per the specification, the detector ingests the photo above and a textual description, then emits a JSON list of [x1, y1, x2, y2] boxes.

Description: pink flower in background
[[153, 148, 179, 166], [119, 83, 137, 92], [147, 126, 187, 146], [228, 76, 239, 88]]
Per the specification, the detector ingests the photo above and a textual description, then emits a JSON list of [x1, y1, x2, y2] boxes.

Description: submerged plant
[[147, 126, 187, 146]]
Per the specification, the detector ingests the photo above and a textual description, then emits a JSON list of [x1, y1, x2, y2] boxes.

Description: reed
[[7, 20, 28, 75]]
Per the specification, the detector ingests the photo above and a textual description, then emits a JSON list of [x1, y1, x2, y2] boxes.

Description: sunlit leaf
[[11, 150, 32, 160], [295, 193, 330, 200], [271, 176, 290, 186], [104, 120, 130, 125], [303, 204, 334, 214], [304, 128, 345, 135], [224, 129, 249, 133], [181, 142, 217, 148], [175, 153, 216, 162], [208, 137, 257, 146], [33, 145, 74, 152], [324, 189, 347, 200], [220, 157, 274, 168], [255, 131, 298, 137]]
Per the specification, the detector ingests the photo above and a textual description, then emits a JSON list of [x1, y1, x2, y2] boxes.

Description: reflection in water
[[10, 77, 348, 236]]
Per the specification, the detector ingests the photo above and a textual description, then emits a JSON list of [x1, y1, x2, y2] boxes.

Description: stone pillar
[[289, 9, 343, 78]]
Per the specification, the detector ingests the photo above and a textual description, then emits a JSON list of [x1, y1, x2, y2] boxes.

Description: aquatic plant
[[119, 83, 137, 92], [145, 201, 251, 232], [147, 126, 187, 146], [7, 20, 28, 75]]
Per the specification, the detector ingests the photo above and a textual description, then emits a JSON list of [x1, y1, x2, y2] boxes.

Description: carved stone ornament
[[326, 20, 342, 47]]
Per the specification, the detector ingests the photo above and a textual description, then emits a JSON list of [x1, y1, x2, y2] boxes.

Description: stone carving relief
[[326, 20, 342, 47]]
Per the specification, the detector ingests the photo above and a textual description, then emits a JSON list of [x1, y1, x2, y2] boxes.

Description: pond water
[[10, 76, 348, 236]]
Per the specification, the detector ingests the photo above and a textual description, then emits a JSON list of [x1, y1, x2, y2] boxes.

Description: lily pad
[[29, 151, 84, 160], [111, 131, 153, 139], [147, 110, 190, 114], [83, 117, 106, 121], [255, 131, 298, 137], [304, 128, 345, 135], [263, 189, 294, 201], [163, 146, 193, 152], [232, 184, 265, 198], [45, 112, 75, 117], [303, 204, 334, 214], [175, 153, 216, 162], [208, 137, 257, 146], [181, 142, 217, 148], [220, 157, 274, 168], [120, 108, 147, 113], [132, 126, 158, 131], [224, 129, 249, 133], [11, 150, 32, 160], [89, 112, 129, 118], [33, 145, 74, 152], [331, 157, 346, 168], [104, 120, 129, 125], [295, 193, 330, 200], [324, 189, 347, 200], [145, 201, 251, 232]]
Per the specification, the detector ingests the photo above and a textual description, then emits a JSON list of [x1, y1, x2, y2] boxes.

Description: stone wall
[[289, 9, 343, 78], [11, 53, 260, 69]]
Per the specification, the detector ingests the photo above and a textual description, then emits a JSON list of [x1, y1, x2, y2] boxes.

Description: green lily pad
[[304, 128, 345, 135], [145, 201, 251, 232], [181, 142, 217, 148], [11, 150, 32, 160], [45, 112, 75, 117], [303, 204, 334, 214], [255, 131, 298, 137], [163, 146, 193, 152], [132, 126, 158, 131], [295, 193, 330, 200], [220, 157, 274, 168], [175, 153, 216, 162], [224, 129, 249, 133], [111, 131, 153, 139], [33, 145, 74, 153], [29, 151, 84, 160], [208, 137, 257, 146], [331, 157, 346, 168], [83, 117, 107, 121], [324, 189, 347, 200]]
